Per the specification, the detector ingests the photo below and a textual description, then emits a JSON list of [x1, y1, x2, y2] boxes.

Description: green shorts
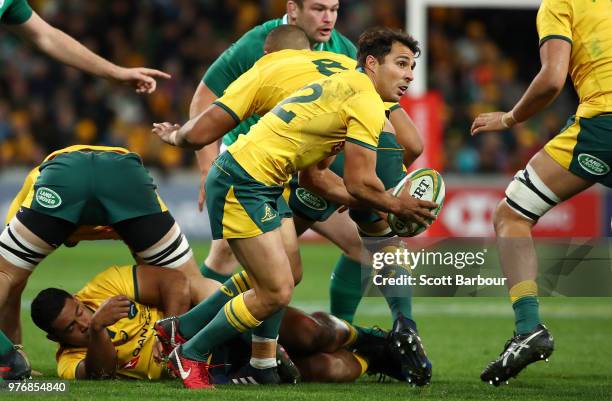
[[206, 152, 290, 239], [288, 132, 406, 224], [545, 113, 612, 187], [26, 151, 166, 225]]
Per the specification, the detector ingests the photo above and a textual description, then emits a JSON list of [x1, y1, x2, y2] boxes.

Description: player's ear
[[287, 1, 299, 20], [365, 54, 379, 72]]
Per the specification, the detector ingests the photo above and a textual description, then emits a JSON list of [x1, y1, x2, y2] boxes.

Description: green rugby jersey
[[203, 15, 357, 146], [0, 0, 32, 25]]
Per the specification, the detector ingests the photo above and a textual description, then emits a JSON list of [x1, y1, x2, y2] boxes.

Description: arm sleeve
[[537, 0, 573, 46], [203, 26, 267, 97], [77, 265, 137, 303], [57, 348, 86, 380], [0, 0, 33, 25], [343, 93, 385, 151], [215, 64, 262, 123]]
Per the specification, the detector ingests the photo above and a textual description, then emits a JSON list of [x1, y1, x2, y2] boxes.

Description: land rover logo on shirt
[[35, 187, 62, 208], [577, 154, 610, 176], [296, 188, 328, 211]]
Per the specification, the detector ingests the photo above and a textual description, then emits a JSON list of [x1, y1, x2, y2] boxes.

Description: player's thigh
[[310, 211, 364, 262], [278, 217, 302, 284], [0, 210, 74, 283], [542, 114, 612, 193], [533, 151, 593, 200], [228, 230, 294, 296]]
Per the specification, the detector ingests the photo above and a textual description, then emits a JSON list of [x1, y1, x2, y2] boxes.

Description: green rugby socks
[[178, 271, 251, 338], [0, 330, 13, 355], [200, 263, 232, 283], [510, 280, 541, 335], [329, 255, 363, 323]]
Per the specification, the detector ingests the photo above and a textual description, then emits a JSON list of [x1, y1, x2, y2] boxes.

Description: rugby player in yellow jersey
[[471, 0, 612, 385], [153, 26, 431, 386], [152, 27, 437, 389], [31, 265, 409, 383], [0, 145, 207, 380]]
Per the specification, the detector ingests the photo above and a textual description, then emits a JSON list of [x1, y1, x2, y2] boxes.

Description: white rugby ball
[[387, 168, 445, 237]]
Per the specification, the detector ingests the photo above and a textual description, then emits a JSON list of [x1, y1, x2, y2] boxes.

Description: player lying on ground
[[470, 0, 612, 386], [0, 145, 207, 380], [31, 265, 411, 383], [152, 27, 437, 389], [189, 1, 423, 338]]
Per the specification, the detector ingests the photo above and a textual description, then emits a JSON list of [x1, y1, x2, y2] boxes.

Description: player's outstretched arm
[[471, 39, 571, 135], [8, 12, 170, 94], [152, 104, 237, 150], [76, 296, 131, 379], [298, 157, 361, 208], [343, 142, 437, 226]]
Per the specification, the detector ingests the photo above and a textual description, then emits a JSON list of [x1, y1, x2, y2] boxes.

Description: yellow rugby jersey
[[537, 0, 612, 117], [216, 49, 356, 121], [56, 265, 164, 380], [227, 69, 385, 186]]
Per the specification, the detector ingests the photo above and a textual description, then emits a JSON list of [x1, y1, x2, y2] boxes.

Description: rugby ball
[[387, 168, 445, 237]]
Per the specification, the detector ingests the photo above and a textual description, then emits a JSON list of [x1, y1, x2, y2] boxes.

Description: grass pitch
[[12, 241, 612, 400]]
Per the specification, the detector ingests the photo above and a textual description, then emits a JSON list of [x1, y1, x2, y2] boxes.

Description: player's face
[[371, 42, 416, 102], [292, 0, 339, 43], [51, 297, 94, 347]]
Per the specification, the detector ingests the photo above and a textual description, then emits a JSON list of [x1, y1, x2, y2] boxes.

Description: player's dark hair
[[357, 27, 420, 67], [291, 0, 304, 8], [31, 288, 72, 334], [264, 25, 310, 52]]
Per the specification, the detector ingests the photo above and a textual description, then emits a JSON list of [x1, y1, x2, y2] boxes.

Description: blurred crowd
[[428, 8, 577, 174], [0, 1, 577, 174]]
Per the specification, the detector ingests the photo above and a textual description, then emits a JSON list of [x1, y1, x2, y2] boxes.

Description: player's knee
[[259, 281, 294, 310], [502, 165, 560, 225]]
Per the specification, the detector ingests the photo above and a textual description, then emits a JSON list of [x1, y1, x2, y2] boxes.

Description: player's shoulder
[[311, 50, 356, 66], [335, 70, 375, 92], [75, 265, 133, 299], [327, 29, 358, 58]]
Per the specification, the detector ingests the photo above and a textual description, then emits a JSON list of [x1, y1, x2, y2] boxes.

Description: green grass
[[11, 242, 612, 400]]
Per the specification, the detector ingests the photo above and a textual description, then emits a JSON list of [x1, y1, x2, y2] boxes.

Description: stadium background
[[1, 0, 610, 238], [0, 1, 611, 399]]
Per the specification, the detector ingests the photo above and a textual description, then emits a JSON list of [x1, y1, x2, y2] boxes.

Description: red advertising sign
[[428, 186, 602, 237], [400, 91, 444, 172]]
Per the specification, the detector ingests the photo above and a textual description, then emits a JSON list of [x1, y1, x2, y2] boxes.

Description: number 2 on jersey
[[271, 83, 323, 124]]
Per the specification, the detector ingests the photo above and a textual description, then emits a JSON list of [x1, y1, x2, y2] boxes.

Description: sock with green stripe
[[329, 255, 363, 323], [182, 294, 261, 361], [200, 263, 232, 283], [509, 280, 541, 335], [0, 330, 14, 355], [178, 271, 251, 338]]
